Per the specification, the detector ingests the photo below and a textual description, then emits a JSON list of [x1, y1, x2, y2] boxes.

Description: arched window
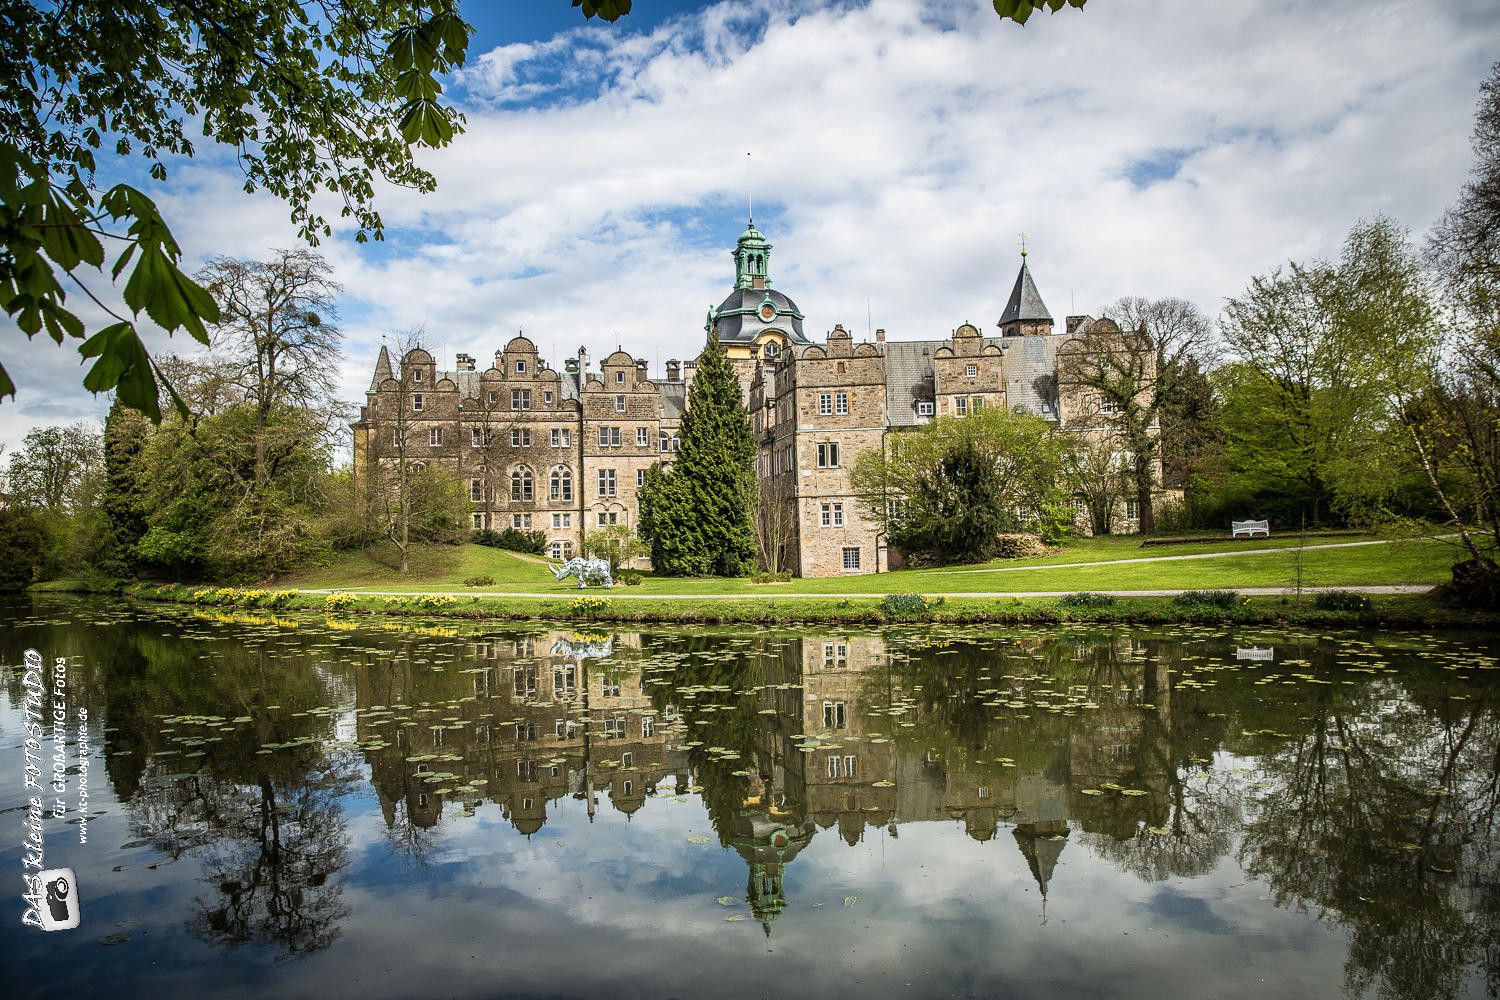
[[511, 468, 533, 502], [410, 461, 427, 473], [550, 467, 572, 501], [659, 431, 669, 453], [671, 434, 682, 452]]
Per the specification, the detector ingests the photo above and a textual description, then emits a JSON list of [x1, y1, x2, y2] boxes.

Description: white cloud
[[4, 0, 1496, 458]]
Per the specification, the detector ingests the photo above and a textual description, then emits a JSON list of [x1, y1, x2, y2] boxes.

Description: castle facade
[[351, 224, 1153, 577]]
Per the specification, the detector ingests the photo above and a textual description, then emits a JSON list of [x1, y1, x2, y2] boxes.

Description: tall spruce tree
[[637, 335, 756, 576]]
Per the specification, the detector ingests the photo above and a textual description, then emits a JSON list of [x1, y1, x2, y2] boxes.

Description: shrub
[[473, 527, 547, 555], [464, 575, 495, 587], [836, 598, 852, 609], [618, 571, 643, 586], [751, 570, 792, 583], [1315, 589, 1373, 612], [1057, 592, 1116, 608], [1172, 590, 1244, 609], [323, 592, 359, 611], [414, 594, 457, 610], [264, 589, 298, 608], [882, 593, 941, 615], [570, 595, 613, 614]]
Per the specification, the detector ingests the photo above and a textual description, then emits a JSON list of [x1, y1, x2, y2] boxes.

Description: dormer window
[[413, 370, 422, 383], [516, 360, 527, 374], [615, 371, 625, 384], [917, 401, 934, 416]]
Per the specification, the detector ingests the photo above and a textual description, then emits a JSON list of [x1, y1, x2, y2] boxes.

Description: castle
[[351, 222, 1150, 577]]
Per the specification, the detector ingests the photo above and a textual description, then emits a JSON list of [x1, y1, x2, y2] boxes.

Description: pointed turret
[[998, 254, 1054, 337], [1013, 822, 1068, 898], [369, 343, 393, 390]]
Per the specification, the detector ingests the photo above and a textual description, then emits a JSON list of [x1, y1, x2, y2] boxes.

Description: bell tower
[[732, 222, 773, 290]]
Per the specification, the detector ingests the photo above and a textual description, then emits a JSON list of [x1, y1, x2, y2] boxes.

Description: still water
[[2, 594, 1498, 1000]]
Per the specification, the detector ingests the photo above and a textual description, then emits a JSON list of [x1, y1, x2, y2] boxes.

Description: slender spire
[[369, 343, 393, 391], [997, 252, 1054, 333]]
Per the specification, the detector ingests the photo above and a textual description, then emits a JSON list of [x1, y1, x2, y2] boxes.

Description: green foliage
[[463, 575, 495, 587], [0, 507, 47, 589], [474, 527, 547, 555], [636, 335, 757, 576], [618, 570, 643, 586], [569, 595, 612, 615], [572, 0, 632, 20], [852, 405, 1068, 565], [1172, 590, 1245, 609], [1314, 589, 1373, 612], [1056, 592, 1116, 608], [586, 522, 647, 573], [750, 570, 792, 583], [881, 593, 944, 615], [993, 0, 1087, 25]]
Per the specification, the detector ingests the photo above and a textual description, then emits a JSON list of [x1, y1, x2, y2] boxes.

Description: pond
[[2, 594, 1498, 1000]]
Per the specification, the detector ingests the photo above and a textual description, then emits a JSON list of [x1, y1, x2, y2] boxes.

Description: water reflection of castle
[[358, 630, 1207, 932]]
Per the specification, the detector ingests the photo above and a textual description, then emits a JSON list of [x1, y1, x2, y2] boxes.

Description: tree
[[0, 506, 48, 588], [1221, 218, 1440, 532], [586, 522, 645, 574], [3, 421, 101, 511], [1058, 298, 1216, 536], [993, 0, 1088, 26], [636, 334, 757, 576], [196, 250, 347, 485], [752, 466, 798, 574], [1059, 430, 1130, 536], [1421, 63, 1500, 604], [850, 405, 1068, 565]]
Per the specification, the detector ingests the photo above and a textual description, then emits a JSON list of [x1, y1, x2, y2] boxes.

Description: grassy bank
[[270, 533, 1457, 596], [120, 582, 1500, 630]]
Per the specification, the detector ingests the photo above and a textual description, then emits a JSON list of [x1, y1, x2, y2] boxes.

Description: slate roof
[[1000, 334, 1064, 419], [997, 258, 1053, 327], [712, 287, 810, 343]]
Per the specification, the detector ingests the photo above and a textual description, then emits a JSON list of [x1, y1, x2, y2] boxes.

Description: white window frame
[[955, 397, 968, 417], [966, 364, 977, 377], [817, 442, 839, 468], [598, 469, 616, 498], [615, 394, 626, 412], [917, 401, 934, 416], [637, 468, 646, 487], [821, 504, 831, 527], [832, 503, 843, 527], [819, 393, 832, 415], [835, 392, 848, 415], [412, 394, 423, 412], [516, 360, 527, 373], [428, 427, 442, 446], [636, 426, 648, 446], [842, 547, 860, 570]]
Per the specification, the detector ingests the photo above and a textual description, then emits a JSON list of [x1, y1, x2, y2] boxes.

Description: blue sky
[[3, 0, 1499, 458]]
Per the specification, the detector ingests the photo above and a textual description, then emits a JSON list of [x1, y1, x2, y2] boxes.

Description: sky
[[3, 0, 1499, 460]]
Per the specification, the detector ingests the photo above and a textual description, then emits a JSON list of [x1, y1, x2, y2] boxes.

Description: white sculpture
[[549, 556, 615, 589]]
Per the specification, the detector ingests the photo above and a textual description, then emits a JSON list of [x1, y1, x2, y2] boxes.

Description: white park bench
[[1231, 519, 1270, 538]]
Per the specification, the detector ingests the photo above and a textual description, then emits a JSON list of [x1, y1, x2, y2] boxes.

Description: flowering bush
[[1171, 590, 1245, 609], [1057, 592, 1116, 608], [881, 593, 942, 615], [414, 594, 457, 610], [264, 590, 299, 608], [569, 595, 613, 615], [324, 592, 360, 611], [1315, 590, 1373, 612]]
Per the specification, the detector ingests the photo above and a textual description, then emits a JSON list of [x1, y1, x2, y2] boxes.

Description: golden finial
[[1019, 233, 1029, 258]]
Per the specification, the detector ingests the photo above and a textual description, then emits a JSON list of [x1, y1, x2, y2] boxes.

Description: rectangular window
[[512, 513, 531, 529], [392, 429, 404, 447], [641, 716, 655, 738], [412, 370, 422, 383], [511, 388, 531, 410], [471, 513, 485, 529], [822, 702, 847, 729], [955, 397, 968, 417], [917, 401, 934, 416], [819, 393, 832, 415], [615, 371, 625, 384], [598, 426, 622, 448], [471, 428, 485, 447], [523, 429, 532, 447], [512, 429, 522, 447], [615, 394, 626, 412], [551, 428, 560, 447], [971, 397, 983, 412], [602, 677, 621, 698], [835, 392, 848, 415], [832, 503, 843, 527], [487, 391, 498, 405], [636, 426, 648, 446], [598, 469, 616, 498], [1126, 499, 1140, 520], [470, 479, 483, 501], [428, 427, 442, 446], [413, 394, 423, 412], [978, 786, 990, 799], [826, 755, 841, 778], [516, 360, 527, 373], [597, 511, 618, 526], [843, 756, 858, 778], [552, 513, 562, 528], [842, 547, 861, 570], [622, 752, 633, 768], [637, 468, 646, 487], [966, 364, 978, 377], [817, 442, 839, 468], [1099, 396, 1118, 414], [821, 504, 831, 527]]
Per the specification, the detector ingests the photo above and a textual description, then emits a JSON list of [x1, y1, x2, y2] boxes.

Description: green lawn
[[281, 533, 1457, 596]]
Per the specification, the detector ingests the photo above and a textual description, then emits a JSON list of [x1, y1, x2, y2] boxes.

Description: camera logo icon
[[36, 868, 81, 930]]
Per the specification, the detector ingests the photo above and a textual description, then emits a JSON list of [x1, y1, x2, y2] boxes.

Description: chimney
[[875, 328, 885, 342], [456, 352, 475, 371], [1066, 315, 1093, 336], [666, 359, 681, 382], [577, 345, 588, 371], [635, 359, 648, 381], [565, 358, 579, 374]]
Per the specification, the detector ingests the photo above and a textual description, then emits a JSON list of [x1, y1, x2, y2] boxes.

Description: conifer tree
[[637, 335, 757, 576]]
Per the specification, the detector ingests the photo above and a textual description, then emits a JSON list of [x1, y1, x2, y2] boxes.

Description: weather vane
[[1019, 232, 1029, 257]]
